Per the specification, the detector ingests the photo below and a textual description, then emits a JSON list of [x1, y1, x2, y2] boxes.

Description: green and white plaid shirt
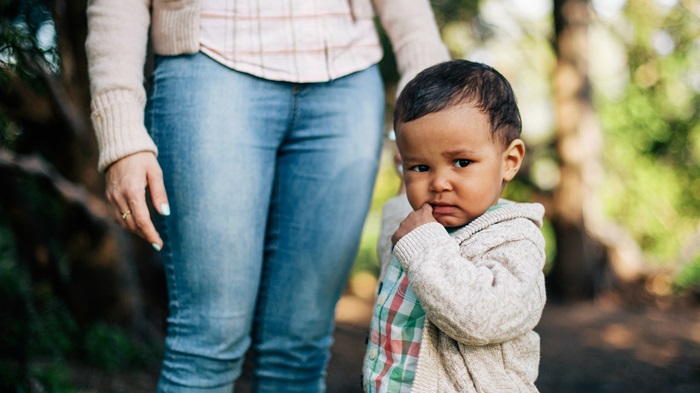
[[363, 254, 425, 392]]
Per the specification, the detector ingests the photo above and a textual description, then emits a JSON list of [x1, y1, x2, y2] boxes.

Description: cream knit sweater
[[383, 199, 546, 392], [85, 0, 450, 172]]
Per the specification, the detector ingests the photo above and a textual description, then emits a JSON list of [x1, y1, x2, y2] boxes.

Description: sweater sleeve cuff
[[91, 89, 158, 172], [395, 42, 450, 95], [393, 222, 449, 269]]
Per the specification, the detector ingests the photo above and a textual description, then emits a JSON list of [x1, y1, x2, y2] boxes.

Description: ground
[[69, 288, 700, 393]]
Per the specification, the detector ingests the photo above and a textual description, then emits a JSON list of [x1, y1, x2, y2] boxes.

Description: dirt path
[[535, 300, 700, 393], [318, 297, 700, 393], [69, 297, 700, 392]]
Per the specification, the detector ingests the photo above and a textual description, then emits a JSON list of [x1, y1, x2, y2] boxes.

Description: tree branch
[[0, 147, 109, 223]]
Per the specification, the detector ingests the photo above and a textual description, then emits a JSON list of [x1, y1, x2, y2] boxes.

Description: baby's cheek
[[405, 185, 426, 211]]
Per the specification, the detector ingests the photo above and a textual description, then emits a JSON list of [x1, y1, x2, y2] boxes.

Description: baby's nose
[[429, 174, 453, 192]]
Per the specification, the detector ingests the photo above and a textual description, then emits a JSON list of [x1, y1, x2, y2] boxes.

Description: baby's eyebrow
[[400, 154, 423, 163], [441, 149, 477, 158]]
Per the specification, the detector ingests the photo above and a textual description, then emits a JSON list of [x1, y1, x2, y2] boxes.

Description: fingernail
[[160, 203, 171, 216], [152, 243, 162, 252]]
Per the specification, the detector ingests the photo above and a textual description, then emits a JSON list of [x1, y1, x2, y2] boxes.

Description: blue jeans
[[147, 53, 384, 392]]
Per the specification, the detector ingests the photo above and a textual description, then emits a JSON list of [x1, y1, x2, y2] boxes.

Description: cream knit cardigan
[[382, 199, 546, 392], [85, 0, 450, 172]]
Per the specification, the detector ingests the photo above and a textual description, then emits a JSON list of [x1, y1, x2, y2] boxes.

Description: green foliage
[[0, 216, 77, 391], [83, 323, 162, 372], [352, 149, 401, 276], [503, 178, 536, 205], [0, 214, 161, 391], [432, 0, 480, 26], [0, 116, 21, 149], [0, 215, 76, 360], [0, 0, 58, 83], [5, 363, 76, 393], [26, 364, 76, 393], [1, 0, 58, 157], [674, 256, 700, 293], [29, 300, 78, 358], [597, 0, 700, 269]]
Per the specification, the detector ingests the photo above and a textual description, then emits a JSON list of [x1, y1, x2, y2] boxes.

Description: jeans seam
[[286, 85, 300, 142], [148, 65, 181, 349]]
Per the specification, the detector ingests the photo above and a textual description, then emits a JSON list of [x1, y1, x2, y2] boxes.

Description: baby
[[364, 59, 546, 392]]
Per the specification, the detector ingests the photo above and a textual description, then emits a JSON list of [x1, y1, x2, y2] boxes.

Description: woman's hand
[[391, 203, 436, 245], [105, 152, 170, 251]]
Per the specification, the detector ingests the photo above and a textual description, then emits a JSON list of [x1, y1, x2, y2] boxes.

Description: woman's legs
[[149, 52, 384, 392], [251, 66, 385, 392], [148, 53, 291, 392]]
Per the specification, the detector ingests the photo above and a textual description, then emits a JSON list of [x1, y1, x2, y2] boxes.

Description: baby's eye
[[409, 165, 429, 173], [454, 159, 472, 168]]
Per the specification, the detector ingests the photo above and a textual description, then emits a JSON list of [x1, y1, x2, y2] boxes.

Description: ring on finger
[[121, 209, 132, 220]]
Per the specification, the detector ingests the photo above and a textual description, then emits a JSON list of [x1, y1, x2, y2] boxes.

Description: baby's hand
[[392, 203, 436, 245]]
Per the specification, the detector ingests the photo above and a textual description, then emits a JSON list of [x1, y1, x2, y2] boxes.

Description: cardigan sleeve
[[86, 0, 157, 172], [371, 0, 451, 94], [393, 220, 547, 346]]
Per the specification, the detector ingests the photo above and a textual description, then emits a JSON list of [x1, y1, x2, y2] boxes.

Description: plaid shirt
[[363, 254, 426, 393], [200, 0, 383, 83]]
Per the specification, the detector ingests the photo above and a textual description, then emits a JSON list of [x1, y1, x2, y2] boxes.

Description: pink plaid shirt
[[200, 0, 383, 83]]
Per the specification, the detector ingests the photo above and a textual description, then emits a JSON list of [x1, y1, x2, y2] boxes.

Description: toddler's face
[[397, 104, 522, 227]]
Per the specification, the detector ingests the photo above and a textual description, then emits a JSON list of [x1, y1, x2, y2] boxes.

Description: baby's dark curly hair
[[394, 59, 522, 147]]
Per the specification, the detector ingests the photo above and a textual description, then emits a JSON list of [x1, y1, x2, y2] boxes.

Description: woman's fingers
[[105, 152, 166, 251], [127, 189, 162, 250], [147, 161, 170, 218]]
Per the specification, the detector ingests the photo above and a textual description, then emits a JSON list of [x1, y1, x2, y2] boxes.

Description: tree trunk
[[547, 0, 607, 299]]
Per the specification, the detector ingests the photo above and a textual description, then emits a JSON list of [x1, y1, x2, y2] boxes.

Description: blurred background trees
[[2, 0, 700, 390], [1, 0, 164, 389]]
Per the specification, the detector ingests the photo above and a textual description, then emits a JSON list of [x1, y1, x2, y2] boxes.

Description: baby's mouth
[[430, 203, 457, 214]]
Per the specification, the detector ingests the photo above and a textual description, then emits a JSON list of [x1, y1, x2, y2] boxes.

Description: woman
[[86, 0, 449, 391]]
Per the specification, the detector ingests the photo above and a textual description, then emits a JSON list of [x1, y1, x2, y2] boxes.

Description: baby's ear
[[502, 139, 525, 181]]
